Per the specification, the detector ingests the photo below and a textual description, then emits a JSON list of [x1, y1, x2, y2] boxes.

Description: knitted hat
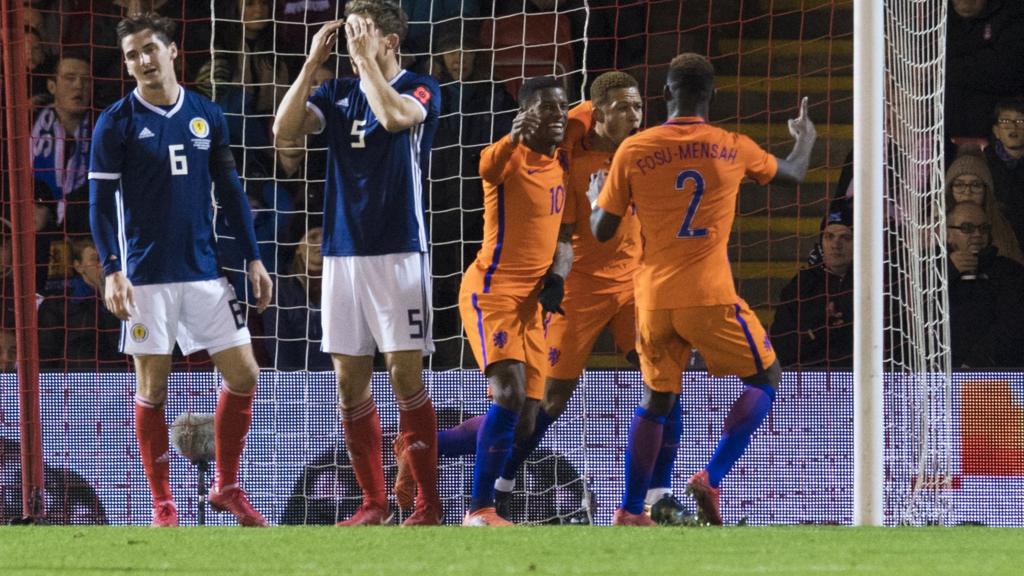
[[945, 153, 995, 193], [822, 196, 853, 230]]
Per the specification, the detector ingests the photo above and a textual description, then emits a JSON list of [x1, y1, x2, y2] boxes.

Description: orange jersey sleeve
[[566, 143, 640, 286], [464, 140, 570, 298], [600, 117, 778, 309]]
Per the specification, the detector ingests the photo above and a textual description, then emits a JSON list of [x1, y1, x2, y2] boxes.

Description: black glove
[[539, 273, 566, 315]]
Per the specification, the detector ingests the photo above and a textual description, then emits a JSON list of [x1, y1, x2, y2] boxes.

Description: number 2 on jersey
[[675, 169, 708, 238]]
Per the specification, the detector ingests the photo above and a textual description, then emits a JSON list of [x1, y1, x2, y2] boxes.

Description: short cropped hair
[[70, 237, 96, 264], [344, 0, 409, 43], [667, 52, 715, 99], [56, 47, 91, 68], [590, 71, 638, 106], [116, 13, 176, 47], [518, 76, 564, 107], [992, 97, 1024, 124]]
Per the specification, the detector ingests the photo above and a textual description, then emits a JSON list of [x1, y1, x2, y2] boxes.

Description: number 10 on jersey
[[549, 184, 565, 215]]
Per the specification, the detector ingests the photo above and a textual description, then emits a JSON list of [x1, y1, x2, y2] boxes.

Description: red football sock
[[135, 397, 172, 505], [341, 397, 386, 509], [398, 387, 439, 510], [215, 386, 254, 490]]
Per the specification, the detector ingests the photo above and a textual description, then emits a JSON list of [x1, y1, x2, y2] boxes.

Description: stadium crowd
[[8, 0, 1024, 373]]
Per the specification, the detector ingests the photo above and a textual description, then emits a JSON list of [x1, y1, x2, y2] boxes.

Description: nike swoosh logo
[[527, 168, 545, 175]]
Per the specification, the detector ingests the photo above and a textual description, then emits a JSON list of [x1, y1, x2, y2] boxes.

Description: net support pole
[[1, 0, 46, 521], [852, 0, 885, 526]]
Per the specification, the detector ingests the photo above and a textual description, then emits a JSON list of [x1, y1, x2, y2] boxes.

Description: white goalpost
[[858, 0, 953, 526]]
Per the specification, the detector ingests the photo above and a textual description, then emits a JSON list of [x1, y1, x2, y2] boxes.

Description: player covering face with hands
[[89, 13, 273, 527], [274, 0, 443, 526]]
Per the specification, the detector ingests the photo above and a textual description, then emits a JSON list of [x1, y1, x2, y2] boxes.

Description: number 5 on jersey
[[169, 144, 189, 175], [351, 120, 367, 148]]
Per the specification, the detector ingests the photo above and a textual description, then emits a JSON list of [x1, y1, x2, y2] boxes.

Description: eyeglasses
[[996, 118, 1024, 128], [951, 181, 986, 193], [948, 222, 992, 235]]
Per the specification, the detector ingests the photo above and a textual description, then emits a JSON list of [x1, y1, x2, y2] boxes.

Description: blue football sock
[[470, 404, 518, 511], [499, 408, 556, 483], [705, 384, 776, 487], [437, 414, 484, 458], [650, 394, 681, 490], [620, 406, 665, 514]]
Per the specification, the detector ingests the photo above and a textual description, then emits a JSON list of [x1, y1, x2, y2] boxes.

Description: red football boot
[[209, 486, 269, 527], [685, 470, 723, 526], [151, 501, 178, 527]]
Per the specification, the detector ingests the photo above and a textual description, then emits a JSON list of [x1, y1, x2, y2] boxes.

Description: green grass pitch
[[2, 526, 1022, 575]]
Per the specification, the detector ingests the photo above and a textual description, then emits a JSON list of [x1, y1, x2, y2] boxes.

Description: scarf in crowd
[[31, 107, 91, 225]]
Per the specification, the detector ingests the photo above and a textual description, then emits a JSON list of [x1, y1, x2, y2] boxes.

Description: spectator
[[1, 228, 16, 330], [194, 0, 287, 164], [946, 202, 1024, 368], [37, 238, 124, 371], [31, 51, 92, 235], [261, 227, 331, 371], [26, 26, 55, 106], [944, 152, 1023, 264], [984, 97, 1024, 247], [429, 33, 516, 367], [945, 0, 1024, 139], [274, 0, 338, 63], [32, 183, 67, 295], [0, 329, 16, 372], [770, 197, 854, 369]]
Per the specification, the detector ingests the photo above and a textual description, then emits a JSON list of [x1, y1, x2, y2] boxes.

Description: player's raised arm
[[345, 14, 425, 132], [479, 110, 539, 184], [273, 19, 343, 139], [772, 96, 817, 186]]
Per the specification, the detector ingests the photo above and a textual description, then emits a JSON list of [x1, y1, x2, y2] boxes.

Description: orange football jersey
[[596, 117, 778, 309], [463, 135, 569, 298], [562, 139, 640, 288]]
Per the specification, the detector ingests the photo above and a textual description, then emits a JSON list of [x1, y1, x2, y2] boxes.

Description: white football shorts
[[321, 252, 433, 356], [121, 277, 251, 356]]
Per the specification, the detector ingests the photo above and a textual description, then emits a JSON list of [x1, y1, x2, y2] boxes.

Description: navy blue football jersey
[[306, 70, 440, 256], [89, 88, 255, 285]]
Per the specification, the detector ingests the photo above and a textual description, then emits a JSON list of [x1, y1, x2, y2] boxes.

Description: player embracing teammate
[[593, 53, 815, 525]]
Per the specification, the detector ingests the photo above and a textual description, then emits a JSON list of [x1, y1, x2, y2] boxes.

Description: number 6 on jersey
[[169, 144, 189, 175]]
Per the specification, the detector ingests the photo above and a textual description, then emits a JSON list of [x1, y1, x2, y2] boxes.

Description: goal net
[[881, 0, 953, 525], [3, 0, 1014, 527]]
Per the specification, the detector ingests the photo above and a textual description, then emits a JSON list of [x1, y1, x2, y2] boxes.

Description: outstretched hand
[[788, 96, 816, 142]]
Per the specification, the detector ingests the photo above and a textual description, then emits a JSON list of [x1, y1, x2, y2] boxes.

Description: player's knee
[[225, 366, 259, 395], [640, 387, 676, 416], [541, 378, 577, 417], [515, 399, 540, 442], [388, 364, 423, 398], [486, 360, 526, 411], [336, 372, 372, 405]]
